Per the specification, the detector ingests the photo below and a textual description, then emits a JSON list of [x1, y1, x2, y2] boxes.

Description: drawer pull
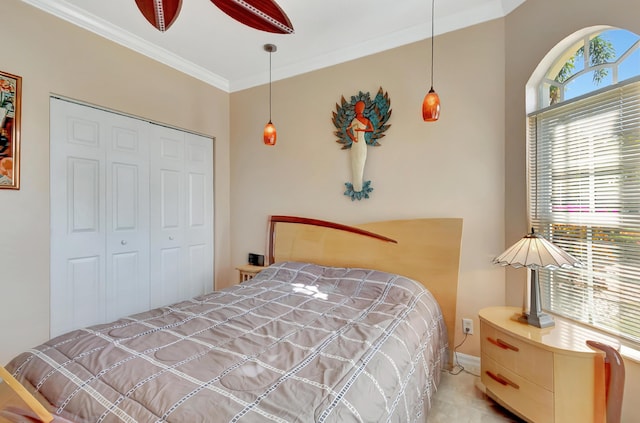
[[487, 337, 519, 352], [486, 371, 520, 390]]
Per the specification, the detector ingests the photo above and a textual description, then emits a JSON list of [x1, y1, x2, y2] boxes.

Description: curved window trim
[[526, 25, 610, 114], [541, 35, 640, 107], [529, 26, 640, 111]]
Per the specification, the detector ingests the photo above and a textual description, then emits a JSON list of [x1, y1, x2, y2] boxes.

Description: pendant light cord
[[430, 0, 435, 89], [269, 49, 272, 122]]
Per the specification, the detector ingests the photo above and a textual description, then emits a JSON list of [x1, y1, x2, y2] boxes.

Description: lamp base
[[518, 312, 555, 328]]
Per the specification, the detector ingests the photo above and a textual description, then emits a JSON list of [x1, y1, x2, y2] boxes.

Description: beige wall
[[505, 0, 640, 420], [4, 0, 638, 419], [0, 0, 232, 364], [230, 19, 507, 358]]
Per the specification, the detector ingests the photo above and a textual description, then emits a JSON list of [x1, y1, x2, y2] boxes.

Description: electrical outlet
[[462, 318, 474, 335]]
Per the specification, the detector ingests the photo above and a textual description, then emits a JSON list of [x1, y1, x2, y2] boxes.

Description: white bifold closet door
[[149, 124, 214, 309], [50, 98, 214, 338]]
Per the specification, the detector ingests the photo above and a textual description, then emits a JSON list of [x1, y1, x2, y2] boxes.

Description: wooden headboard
[[267, 216, 463, 366]]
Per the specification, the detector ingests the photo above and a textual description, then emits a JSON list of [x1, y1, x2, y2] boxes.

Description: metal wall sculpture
[[332, 88, 392, 201]]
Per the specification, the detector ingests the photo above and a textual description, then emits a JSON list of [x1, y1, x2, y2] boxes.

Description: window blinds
[[528, 78, 640, 344]]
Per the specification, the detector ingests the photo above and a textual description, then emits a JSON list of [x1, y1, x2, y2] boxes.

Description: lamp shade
[[263, 121, 277, 146], [493, 230, 581, 270], [422, 88, 440, 122]]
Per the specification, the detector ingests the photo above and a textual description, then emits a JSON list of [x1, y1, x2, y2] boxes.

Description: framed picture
[[0, 70, 21, 190]]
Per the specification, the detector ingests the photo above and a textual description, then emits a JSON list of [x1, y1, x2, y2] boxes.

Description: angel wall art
[[332, 88, 392, 200]]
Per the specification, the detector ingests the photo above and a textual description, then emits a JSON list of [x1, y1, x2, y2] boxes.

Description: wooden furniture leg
[[586, 340, 625, 423]]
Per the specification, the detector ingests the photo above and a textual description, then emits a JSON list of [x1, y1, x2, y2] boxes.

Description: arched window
[[540, 29, 640, 108], [528, 28, 640, 344]]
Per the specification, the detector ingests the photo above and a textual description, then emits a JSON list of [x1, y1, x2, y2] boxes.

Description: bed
[[1, 216, 463, 423]]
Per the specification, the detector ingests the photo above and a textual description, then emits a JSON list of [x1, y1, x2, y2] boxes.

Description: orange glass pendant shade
[[263, 120, 277, 146], [422, 87, 440, 121]]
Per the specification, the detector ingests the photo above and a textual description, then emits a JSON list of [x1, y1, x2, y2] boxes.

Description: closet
[[50, 98, 214, 337]]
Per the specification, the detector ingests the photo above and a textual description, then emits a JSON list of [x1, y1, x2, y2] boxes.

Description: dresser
[[479, 306, 611, 423]]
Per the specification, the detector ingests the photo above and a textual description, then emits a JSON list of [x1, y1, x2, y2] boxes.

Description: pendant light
[[263, 44, 277, 146], [422, 0, 440, 121]]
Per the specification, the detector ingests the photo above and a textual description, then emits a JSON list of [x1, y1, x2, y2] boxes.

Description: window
[[529, 28, 640, 344], [541, 29, 640, 108]]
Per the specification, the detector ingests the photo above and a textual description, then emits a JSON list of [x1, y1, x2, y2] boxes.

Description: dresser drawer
[[482, 353, 554, 423], [481, 321, 553, 391]]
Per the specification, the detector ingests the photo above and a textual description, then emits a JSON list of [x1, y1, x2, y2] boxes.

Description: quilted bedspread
[[5, 261, 448, 422]]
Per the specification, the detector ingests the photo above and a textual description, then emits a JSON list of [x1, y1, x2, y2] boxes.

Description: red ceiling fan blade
[[135, 0, 183, 32], [211, 0, 294, 34]]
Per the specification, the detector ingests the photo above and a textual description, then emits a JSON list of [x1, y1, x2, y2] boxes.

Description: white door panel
[[185, 244, 207, 299], [160, 170, 183, 230], [157, 247, 181, 307], [150, 126, 185, 308], [107, 251, 143, 321], [188, 173, 206, 227], [150, 125, 185, 308], [104, 112, 149, 322], [150, 125, 213, 308], [51, 98, 150, 336], [51, 100, 107, 336], [185, 133, 214, 296], [67, 256, 103, 328]]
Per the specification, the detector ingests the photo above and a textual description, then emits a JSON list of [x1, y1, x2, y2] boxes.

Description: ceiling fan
[[135, 0, 294, 34]]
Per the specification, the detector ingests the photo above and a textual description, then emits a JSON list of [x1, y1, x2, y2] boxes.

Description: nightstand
[[235, 264, 267, 283], [479, 306, 610, 423]]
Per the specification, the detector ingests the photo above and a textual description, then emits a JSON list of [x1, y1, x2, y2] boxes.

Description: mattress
[[4, 261, 448, 422]]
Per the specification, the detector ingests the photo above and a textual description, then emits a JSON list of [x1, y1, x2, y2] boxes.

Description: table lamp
[[493, 228, 582, 328]]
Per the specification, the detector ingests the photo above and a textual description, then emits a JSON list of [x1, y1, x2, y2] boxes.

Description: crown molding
[[21, 0, 525, 93], [20, 0, 230, 92], [231, 0, 525, 91]]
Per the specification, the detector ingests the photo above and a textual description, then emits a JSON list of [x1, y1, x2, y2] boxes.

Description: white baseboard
[[453, 352, 480, 375]]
